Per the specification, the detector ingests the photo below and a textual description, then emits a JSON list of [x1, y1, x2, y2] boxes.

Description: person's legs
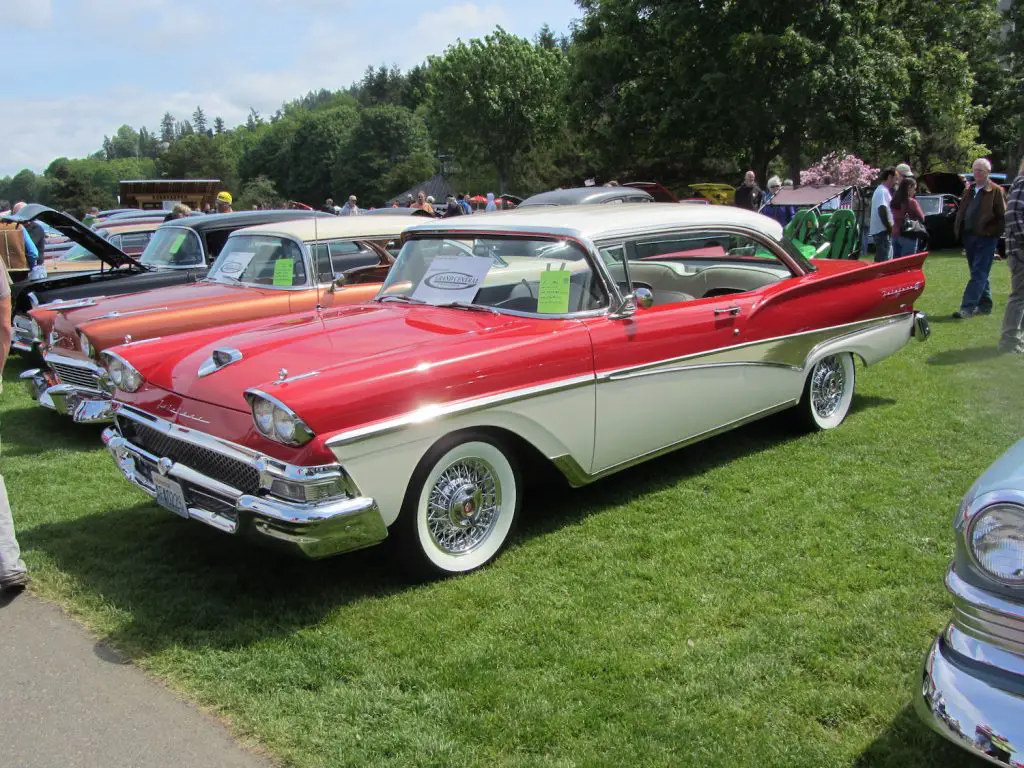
[[872, 231, 892, 262], [892, 236, 904, 259], [957, 235, 993, 316], [976, 237, 998, 314], [1000, 249, 1024, 352], [0, 473, 27, 589]]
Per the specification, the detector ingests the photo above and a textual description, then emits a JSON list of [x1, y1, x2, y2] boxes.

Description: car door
[[584, 228, 796, 473]]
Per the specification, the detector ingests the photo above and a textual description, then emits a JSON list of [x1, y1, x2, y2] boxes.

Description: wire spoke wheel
[[425, 457, 502, 556], [810, 355, 846, 419]]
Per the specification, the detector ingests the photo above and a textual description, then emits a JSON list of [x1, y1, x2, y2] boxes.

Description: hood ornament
[[124, 334, 132, 344], [197, 347, 244, 378], [278, 368, 288, 382]]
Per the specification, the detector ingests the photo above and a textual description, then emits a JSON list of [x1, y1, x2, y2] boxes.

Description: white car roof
[[230, 215, 415, 242], [405, 203, 785, 242]]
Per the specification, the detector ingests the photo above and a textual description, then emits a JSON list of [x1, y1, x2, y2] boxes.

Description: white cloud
[[0, 1, 560, 176], [6, 0, 52, 28]]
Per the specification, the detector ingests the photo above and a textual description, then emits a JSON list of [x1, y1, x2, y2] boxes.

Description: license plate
[[152, 474, 189, 519]]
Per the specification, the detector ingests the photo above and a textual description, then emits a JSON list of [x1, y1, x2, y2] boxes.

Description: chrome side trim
[[270, 370, 321, 385], [552, 401, 797, 486], [94, 306, 169, 320], [39, 297, 101, 310], [324, 373, 596, 448], [608, 360, 799, 382]]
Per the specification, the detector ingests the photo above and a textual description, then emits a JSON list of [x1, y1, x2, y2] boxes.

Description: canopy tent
[[688, 183, 735, 205], [763, 184, 849, 208], [387, 174, 458, 207]]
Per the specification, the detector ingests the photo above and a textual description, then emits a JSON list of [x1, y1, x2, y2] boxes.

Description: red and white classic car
[[100, 204, 930, 577]]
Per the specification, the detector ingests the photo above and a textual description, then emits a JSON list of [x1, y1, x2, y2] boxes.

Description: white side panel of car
[[330, 385, 597, 526]]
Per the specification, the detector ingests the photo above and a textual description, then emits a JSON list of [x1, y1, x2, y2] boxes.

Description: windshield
[[917, 196, 942, 216], [140, 227, 204, 268], [207, 234, 308, 287], [378, 236, 607, 315], [58, 243, 99, 262]]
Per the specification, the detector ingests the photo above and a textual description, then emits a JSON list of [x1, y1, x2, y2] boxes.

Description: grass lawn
[[3, 249, 1020, 767]]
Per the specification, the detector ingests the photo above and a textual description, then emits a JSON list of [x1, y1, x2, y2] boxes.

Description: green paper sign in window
[[272, 258, 294, 286], [168, 233, 187, 254], [537, 267, 571, 314]]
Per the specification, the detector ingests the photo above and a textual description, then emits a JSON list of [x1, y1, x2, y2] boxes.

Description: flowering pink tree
[[800, 153, 879, 187]]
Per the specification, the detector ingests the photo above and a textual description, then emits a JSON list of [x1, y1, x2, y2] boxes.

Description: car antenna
[[314, 212, 322, 314]]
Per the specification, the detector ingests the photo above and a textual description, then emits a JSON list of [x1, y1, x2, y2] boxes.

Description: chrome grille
[[118, 417, 260, 495], [50, 361, 101, 390], [185, 486, 238, 519]]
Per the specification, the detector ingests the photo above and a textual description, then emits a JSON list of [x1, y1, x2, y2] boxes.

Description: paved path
[[0, 593, 275, 768]]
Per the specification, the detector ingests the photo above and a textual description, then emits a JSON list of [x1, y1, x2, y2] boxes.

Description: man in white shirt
[[339, 195, 360, 216], [869, 167, 898, 262]]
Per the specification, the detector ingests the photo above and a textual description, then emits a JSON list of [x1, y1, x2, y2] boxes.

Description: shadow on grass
[[20, 395, 897, 660], [927, 346, 1002, 366], [853, 704, 984, 768], [0, 404, 106, 457]]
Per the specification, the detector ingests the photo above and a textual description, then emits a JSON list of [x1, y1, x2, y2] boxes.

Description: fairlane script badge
[[411, 256, 491, 305], [157, 401, 211, 424], [881, 282, 922, 298]]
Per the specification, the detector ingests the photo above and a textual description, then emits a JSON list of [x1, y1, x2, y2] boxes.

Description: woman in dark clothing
[[891, 177, 927, 257]]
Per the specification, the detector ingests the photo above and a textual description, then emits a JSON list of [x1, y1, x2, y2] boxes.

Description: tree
[[192, 106, 208, 134], [536, 24, 558, 51], [428, 27, 568, 192], [285, 106, 359, 202], [160, 112, 176, 144], [213, 117, 226, 134], [246, 108, 263, 130], [800, 153, 878, 186], [156, 134, 237, 190], [236, 175, 281, 210], [7, 169, 41, 202]]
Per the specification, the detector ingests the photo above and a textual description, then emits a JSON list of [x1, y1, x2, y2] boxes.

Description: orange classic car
[[23, 214, 414, 423]]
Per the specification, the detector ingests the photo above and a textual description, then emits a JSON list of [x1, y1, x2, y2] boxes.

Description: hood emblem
[[197, 347, 243, 378], [156, 401, 210, 424]]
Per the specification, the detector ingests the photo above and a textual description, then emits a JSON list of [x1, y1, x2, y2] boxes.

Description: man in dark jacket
[[953, 158, 1007, 319], [733, 171, 763, 211], [1001, 160, 1024, 353]]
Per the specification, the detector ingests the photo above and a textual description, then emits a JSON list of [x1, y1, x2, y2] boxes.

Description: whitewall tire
[[395, 433, 520, 578], [798, 352, 856, 431]]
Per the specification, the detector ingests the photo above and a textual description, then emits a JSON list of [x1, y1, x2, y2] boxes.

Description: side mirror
[[634, 286, 654, 309], [327, 274, 347, 293], [610, 287, 654, 318]]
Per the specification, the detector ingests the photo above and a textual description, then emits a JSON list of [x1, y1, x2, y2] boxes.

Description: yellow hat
[[216, 191, 232, 205]]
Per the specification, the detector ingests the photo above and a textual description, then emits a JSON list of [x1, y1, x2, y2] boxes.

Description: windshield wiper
[[434, 301, 499, 314], [376, 294, 426, 305], [205, 273, 242, 284]]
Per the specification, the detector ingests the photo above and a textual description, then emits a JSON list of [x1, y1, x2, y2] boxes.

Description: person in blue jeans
[[953, 158, 1007, 319]]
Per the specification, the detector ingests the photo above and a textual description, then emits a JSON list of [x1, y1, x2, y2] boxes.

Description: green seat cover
[[818, 209, 858, 259]]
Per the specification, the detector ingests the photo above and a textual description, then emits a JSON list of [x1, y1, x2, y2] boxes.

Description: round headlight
[[273, 406, 297, 443], [253, 399, 275, 436], [970, 503, 1024, 584], [107, 358, 124, 387], [78, 332, 94, 358], [121, 364, 143, 392]]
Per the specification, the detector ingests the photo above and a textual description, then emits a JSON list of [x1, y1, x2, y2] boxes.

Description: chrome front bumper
[[20, 368, 113, 424], [915, 566, 1024, 765], [102, 426, 388, 559]]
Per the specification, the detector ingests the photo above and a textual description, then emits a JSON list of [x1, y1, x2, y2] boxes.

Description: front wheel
[[797, 352, 856, 431], [394, 433, 521, 579]]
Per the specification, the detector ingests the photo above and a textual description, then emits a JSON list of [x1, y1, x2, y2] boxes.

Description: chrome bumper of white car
[[916, 566, 1024, 765], [102, 407, 387, 559]]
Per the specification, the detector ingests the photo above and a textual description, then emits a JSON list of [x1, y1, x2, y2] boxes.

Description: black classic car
[[4, 205, 324, 354]]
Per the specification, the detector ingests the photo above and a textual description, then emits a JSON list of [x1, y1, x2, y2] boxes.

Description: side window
[[203, 229, 232, 261], [617, 230, 792, 306], [107, 234, 122, 249], [119, 232, 152, 256], [312, 240, 382, 283]]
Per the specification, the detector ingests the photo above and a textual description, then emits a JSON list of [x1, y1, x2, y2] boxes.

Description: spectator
[[411, 191, 434, 214], [0, 200, 9, 216], [339, 195, 360, 216], [485, 192, 498, 212], [869, 167, 898, 262], [82, 206, 100, 227], [0, 254, 28, 595], [443, 195, 463, 217], [890, 177, 927, 258], [896, 163, 914, 182], [406, 194, 415, 206], [733, 171, 762, 211], [163, 203, 191, 222], [391, 200, 399, 208], [12, 202, 45, 271], [953, 158, 1006, 319], [1001, 159, 1024, 354], [1, 205, 41, 278], [322, 198, 336, 214], [215, 191, 233, 213], [458, 193, 472, 215], [783, 179, 794, 188], [764, 176, 782, 204], [201, 203, 212, 214]]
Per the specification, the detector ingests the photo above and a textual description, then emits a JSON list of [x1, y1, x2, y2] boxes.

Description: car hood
[[919, 172, 965, 197], [121, 303, 587, 433], [3, 204, 141, 270], [965, 439, 1024, 502]]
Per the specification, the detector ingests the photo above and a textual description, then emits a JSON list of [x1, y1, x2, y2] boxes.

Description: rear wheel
[[797, 352, 856, 431], [394, 433, 520, 579]]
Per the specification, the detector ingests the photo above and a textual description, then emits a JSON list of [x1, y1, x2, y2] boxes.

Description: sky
[[1, 0, 580, 177]]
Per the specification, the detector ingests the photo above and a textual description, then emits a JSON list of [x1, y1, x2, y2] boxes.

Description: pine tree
[[192, 106, 208, 134], [245, 108, 263, 130], [213, 117, 226, 134], [160, 112, 176, 144]]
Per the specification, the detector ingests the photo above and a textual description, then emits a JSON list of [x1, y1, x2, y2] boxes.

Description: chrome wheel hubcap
[[811, 355, 846, 418], [427, 458, 502, 555]]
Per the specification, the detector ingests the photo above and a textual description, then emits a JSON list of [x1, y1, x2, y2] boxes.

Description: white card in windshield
[[411, 255, 492, 305], [219, 252, 255, 278]]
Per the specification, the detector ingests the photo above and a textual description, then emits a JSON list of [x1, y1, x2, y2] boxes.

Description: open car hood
[[919, 172, 965, 197], [2, 204, 142, 270]]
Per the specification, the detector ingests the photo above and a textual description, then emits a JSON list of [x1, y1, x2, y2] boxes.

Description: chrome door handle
[[713, 306, 741, 316]]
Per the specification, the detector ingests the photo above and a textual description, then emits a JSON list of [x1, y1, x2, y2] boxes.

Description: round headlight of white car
[[253, 398, 275, 437], [970, 503, 1024, 584], [78, 332, 94, 358]]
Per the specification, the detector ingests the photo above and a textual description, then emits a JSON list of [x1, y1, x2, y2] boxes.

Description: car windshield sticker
[[537, 264, 571, 314], [219, 251, 254, 278], [272, 258, 295, 286], [411, 255, 491, 305], [168, 233, 188, 254]]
